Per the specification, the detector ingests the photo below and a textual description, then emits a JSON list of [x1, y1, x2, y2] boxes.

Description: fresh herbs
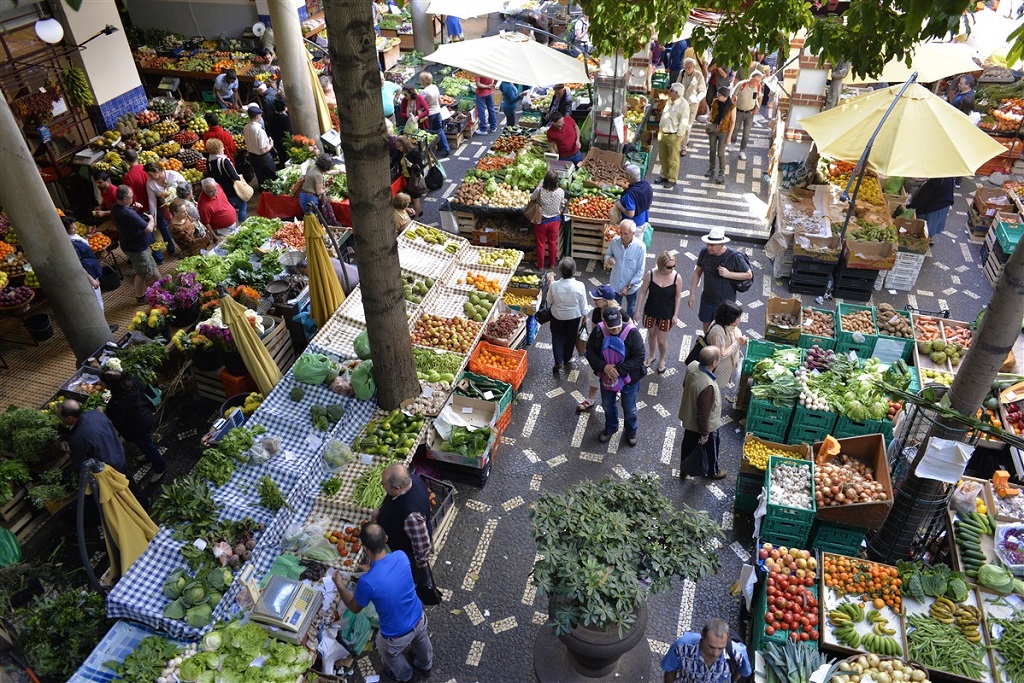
[[0, 458, 30, 506], [352, 459, 396, 508], [105, 634, 180, 682], [320, 476, 342, 497], [27, 469, 72, 509], [116, 341, 170, 385], [14, 588, 110, 679], [440, 426, 491, 457], [151, 476, 222, 540], [196, 425, 268, 486], [256, 475, 287, 511], [0, 407, 60, 464]]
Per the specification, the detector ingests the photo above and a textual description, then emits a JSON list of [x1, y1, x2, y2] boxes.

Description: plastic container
[[468, 341, 527, 390], [764, 455, 817, 527]]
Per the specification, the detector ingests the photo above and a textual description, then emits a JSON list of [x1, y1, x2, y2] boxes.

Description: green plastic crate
[[651, 71, 670, 89], [760, 515, 813, 548], [787, 406, 838, 444], [798, 307, 837, 351], [835, 338, 875, 358], [810, 520, 866, 556], [996, 219, 1024, 254], [872, 309, 913, 364], [764, 456, 816, 527], [747, 399, 795, 440], [752, 581, 820, 651], [735, 472, 763, 513], [787, 424, 828, 447], [833, 415, 894, 444], [743, 339, 801, 376], [836, 303, 878, 351], [745, 418, 788, 443]]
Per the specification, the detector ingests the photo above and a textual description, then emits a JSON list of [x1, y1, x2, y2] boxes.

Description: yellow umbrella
[[306, 50, 332, 134], [304, 213, 345, 328], [93, 465, 158, 579], [798, 83, 1006, 178], [221, 294, 282, 394], [845, 42, 981, 84]]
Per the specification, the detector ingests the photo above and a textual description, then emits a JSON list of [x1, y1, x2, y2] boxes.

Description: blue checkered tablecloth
[[70, 620, 191, 683]]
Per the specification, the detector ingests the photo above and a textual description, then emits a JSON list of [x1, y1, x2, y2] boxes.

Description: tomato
[[799, 632, 810, 641], [809, 630, 819, 640], [766, 586, 776, 597], [765, 626, 775, 636], [790, 632, 799, 642]]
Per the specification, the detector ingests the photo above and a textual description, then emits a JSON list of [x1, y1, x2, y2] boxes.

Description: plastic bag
[[249, 435, 282, 465], [0, 528, 22, 567], [294, 353, 335, 385], [354, 330, 371, 360], [282, 515, 333, 553], [323, 439, 354, 468], [951, 480, 982, 517], [351, 360, 376, 400]]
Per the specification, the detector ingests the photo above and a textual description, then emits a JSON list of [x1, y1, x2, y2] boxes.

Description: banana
[[873, 622, 898, 636], [62, 66, 94, 108], [935, 596, 957, 610]]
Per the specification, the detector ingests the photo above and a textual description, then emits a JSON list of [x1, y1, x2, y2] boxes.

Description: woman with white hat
[[688, 227, 753, 334]]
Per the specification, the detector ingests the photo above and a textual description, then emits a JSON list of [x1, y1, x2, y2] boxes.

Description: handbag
[[414, 564, 442, 606], [684, 331, 709, 365], [406, 172, 427, 195], [524, 196, 543, 224], [233, 178, 254, 202], [705, 121, 719, 135], [534, 305, 553, 324], [425, 152, 445, 191]]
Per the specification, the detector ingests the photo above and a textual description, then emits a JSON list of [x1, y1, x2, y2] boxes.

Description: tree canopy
[[578, 0, 974, 78]]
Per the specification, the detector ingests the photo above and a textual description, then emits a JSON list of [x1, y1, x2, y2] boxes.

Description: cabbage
[[186, 583, 207, 605], [163, 569, 188, 599], [163, 598, 186, 620], [215, 670, 242, 683], [205, 566, 233, 592], [178, 656, 207, 682], [229, 623, 268, 658], [201, 631, 223, 652], [198, 672, 217, 683], [945, 575, 969, 603], [185, 603, 213, 627]]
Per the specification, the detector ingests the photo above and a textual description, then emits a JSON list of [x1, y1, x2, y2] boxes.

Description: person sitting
[[393, 192, 415, 232], [197, 178, 238, 235], [167, 199, 214, 256]]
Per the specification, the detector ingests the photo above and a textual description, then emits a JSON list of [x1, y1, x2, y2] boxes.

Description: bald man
[[377, 463, 432, 569], [58, 399, 127, 474]]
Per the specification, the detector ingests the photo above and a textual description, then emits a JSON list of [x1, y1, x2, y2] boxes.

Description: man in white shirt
[[213, 69, 240, 109], [243, 105, 277, 188], [731, 70, 763, 160], [417, 72, 451, 157], [656, 83, 690, 189], [679, 58, 707, 156]]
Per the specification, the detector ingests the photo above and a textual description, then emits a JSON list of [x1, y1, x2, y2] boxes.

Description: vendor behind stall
[[546, 112, 582, 164], [91, 170, 117, 218], [543, 84, 573, 124], [213, 69, 241, 110]]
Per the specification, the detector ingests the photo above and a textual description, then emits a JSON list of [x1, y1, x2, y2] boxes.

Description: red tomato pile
[[567, 195, 614, 220], [760, 543, 820, 642]]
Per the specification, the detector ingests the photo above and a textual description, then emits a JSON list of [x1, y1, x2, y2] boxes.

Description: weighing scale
[[248, 574, 322, 644]]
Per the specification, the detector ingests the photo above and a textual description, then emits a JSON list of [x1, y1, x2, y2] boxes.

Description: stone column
[[410, 0, 434, 55], [268, 0, 322, 142], [0, 91, 111, 361]]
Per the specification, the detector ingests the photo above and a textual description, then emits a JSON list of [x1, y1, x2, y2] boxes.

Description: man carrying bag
[[678, 346, 726, 481]]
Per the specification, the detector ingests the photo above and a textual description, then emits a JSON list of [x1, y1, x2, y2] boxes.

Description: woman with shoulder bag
[[205, 137, 248, 222], [705, 301, 747, 403], [100, 370, 166, 484], [705, 86, 735, 185], [396, 136, 426, 217], [545, 257, 587, 375], [530, 171, 564, 270]]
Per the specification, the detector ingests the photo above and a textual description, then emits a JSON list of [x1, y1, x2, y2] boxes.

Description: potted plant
[[172, 329, 221, 372], [0, 407, 61, 468], [531, 474, 722, 679], [128, 305, 169, 340], [116, 341, 170, 386], [28, 469, 73, 513], [198, 306, 264, 376], [146, 272, 202, 327]]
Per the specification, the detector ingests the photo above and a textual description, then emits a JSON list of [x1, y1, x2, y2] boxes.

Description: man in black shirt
[[110, 185, 158, 303], [377, 464, 432, 570], [688, 228, 752, 334]]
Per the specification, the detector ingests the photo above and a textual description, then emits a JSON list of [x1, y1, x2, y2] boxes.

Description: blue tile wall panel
[[97, 85, 149, 129]]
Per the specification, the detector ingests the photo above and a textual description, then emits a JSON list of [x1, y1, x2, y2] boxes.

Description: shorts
[[642, 315, 672, 331], [126, 248, 158, 280], [698, 301, 718, 323]]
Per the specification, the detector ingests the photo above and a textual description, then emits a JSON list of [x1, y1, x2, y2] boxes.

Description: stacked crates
[[835, 303, 877, 357], [745, 398, 793, 443], [809, 520, 866, 556], [833, 415, 894, 445], [734, 473, 763, 513], [787, 405, 838, 446], [761, 456, 815, 547]]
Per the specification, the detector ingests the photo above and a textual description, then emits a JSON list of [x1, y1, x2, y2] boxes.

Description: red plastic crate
[[219, 369, 258, 397], [468, 341, 527, 390]]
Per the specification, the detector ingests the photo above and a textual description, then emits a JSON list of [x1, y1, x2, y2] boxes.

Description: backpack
[[727, 249, 754, 293], [598, 321, 635, 392]]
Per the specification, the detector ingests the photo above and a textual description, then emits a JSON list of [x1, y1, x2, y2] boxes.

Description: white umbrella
[[845, 42, 981, 84], [426, 32, 588, 87], [427, 0, 506, 19]]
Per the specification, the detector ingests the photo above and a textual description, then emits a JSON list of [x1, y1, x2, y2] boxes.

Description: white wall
[[125, 0, 259, 39], [57, 0, 141, 104]]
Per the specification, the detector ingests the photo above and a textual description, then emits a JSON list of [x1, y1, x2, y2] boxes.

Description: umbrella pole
[[838, 73, 920, 241], [76, 459, 110, 595]]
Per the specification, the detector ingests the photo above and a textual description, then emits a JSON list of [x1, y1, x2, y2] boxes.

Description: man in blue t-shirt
[[662, 618, 751, 683], [333, 523, 433, 682], [616, 164, 653, 244]]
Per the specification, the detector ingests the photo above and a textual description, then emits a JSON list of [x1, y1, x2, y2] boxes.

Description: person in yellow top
[[656, 83, 690, 190]]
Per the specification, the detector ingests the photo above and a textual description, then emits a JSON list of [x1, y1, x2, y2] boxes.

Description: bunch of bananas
[[828, 603, 903, 655], [62, 66, 94, 108], [104, 151, 123, 166], [929, 597, 983, 642], [404, 224, 450, 246]]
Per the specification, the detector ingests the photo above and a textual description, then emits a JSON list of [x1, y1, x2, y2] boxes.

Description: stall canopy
[[304, 213, 345, 328], [221, 294, 283, 395], [426, 0, 507, 19], [799, 82, 1006, 178], [426, 32, 588, 87], [845, 42, 982, 85], [94, 465, 159, 579]]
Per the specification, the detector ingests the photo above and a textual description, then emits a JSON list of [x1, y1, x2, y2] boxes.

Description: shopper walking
[[332, 524, 433, 683], [204, 138, 247, 222], [545, 112, 582, 164], [731, 70, 763, 161], [635, 251, 683, 374], [585, 306, 646, 446], [604, 219, 646, 322], [678, 346, 726, 480], [499, 80, 524, 127], [679, 58, 707, 156], [242, 106, 277, 190], [615, 164, 653, 245], [546, 257, 587, 374], [665, 39, 687, 85], [656, 83, 690, 189], [705, 301, 748, 403], [254, 81, 290, 163], [111, 185, 158, 304], [380, 72, 402, 123], [143, 162, 182, 256], [296, 153, 336, 215], [201, 112, 237, 159], [100, 370, 167, 484], [530, 171, 565, 270], [418, 72, 451, 157], [662, 618, 751, 682], [688, 228, 752, 333], [575, 290, 617, 412], [705, 87, 735, 184], [908, 177, 955, 239], [396, 136, 426, 217], [377, 464, 432, 571], [474, 74, 498, 135]]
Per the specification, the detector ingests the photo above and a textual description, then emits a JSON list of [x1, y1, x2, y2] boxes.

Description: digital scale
[[157, 77, 180, 92], [247, 574, 322, 645]]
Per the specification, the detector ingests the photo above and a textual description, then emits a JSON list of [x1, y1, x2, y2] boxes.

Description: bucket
[[25, 314, 53, 342], [259, 316, 276, 338], [220, 392, 250, 419], [99, 266, 121, 292], [222, 350, 247, 375]]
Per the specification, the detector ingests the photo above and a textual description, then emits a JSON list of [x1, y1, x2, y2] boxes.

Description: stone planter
[[534, 601, 652, 681]]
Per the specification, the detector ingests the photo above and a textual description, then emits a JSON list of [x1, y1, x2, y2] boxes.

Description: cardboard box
[[502, 287, 541, 316], [894, 217, 929, 254], [741, 433, 812, 474], [582, 146, 625, 169], [426, 395, 498, 468], [813, 434, 893, 529], [843, 239, 897, 270], [765, 297, 803, 345], [793, 223, 842, 262], [974, 187, 1011, 218]]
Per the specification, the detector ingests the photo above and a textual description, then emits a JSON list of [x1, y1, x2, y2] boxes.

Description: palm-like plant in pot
[[531, 474, 722, 678]]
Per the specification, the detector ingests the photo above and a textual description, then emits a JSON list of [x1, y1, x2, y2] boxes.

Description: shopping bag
[[337, 608, 372, 654], [414, 564, 442, 606], [524, 197, 543, 224], [681, 442, 708, 477], [233, 178, 254, 202], [684, 333, 708, 365]]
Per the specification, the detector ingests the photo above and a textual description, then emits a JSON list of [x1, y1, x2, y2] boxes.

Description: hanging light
[[34, 18, 65, 45]]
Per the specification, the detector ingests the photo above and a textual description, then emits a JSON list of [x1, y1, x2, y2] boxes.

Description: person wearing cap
[[689, 228, 752, 334], [584, 305, 646, 446], [575, 287, 619, 413], [254, 80, 290, 163], [546, 111, 582, 165], [730, 70, 763, 161], [705, 87, 735, 184], [678, 345, 727, 480], [544, 84, 573, 125], [604, 219, 647, 321], [243, 105, 277, 189], [947, 74, 975, 189], [657, 83, 690, 189], [616, 163, 653, 245], [213, 68, 240, 110], [679, 58, 707, 156]]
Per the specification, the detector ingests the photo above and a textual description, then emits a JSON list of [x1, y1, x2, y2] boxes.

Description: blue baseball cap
[[591, 284, 617, 300]]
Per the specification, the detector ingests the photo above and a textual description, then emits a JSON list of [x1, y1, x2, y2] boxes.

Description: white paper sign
[[915, 437, 972, 483]]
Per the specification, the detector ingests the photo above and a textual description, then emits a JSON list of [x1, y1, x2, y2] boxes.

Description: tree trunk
[[0, 89, 111, 361], [268, 0, 322, 143], [323, 0, 420, 410]]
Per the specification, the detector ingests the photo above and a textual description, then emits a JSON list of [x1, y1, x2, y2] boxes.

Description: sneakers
[[147, 469, 166, 485], [475, 129, 489, 136], [489, 127, 497, 134], [598, 431, 612, 443], [714, 175, 725, 184], [738, 151, 747, 160], [108, 324, 119, 333], [626, 433, 637, 447], [704, 168, 714, 178]]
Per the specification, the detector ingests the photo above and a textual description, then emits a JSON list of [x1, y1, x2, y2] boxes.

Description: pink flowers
[[146, 271, 202, 309]]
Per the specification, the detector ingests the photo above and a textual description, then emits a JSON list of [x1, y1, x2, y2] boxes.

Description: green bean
[[993, 618, 1024, 683], [906, 614, 988, 680]]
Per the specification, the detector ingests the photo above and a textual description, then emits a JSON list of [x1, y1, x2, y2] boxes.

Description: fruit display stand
[[902, 587, 1000, 683], [947, 505, 1001, 578], [820, 554, 905, 659]]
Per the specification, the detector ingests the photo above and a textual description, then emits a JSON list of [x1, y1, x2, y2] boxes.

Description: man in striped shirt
[[662, 618, 751, 683]]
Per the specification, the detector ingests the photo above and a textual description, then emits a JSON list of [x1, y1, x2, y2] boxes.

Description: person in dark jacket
[[254, 81, 291, 168], [664, 40, 688, 84], [58, 399, 127, 475], [907, 177, 955, 239], [616, 164, 654, 243], [100, 370, 166, 484], [377, 463, 432, 570], [499, 80, 524, 127], [585, 306, 646, 447], [64, 217, 115, 332], [543, 84, 573, 124]]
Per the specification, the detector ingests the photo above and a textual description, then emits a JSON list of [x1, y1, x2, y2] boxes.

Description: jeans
[[916, 207, 950, 237], [600, 381, 640, 437], [298, 191, 319, 215], [228, 195, 247, 222], [613, 290, 639, 323], [679, 428, 721, 477], [427, 112, 450, 152], [534, 218, 560, 269], [733, 108, 756, 150], [550, 316, 581, 366], [561, 151, 584, 165], [130, 434, 166, 473], [708, 132, 727, 175], [502, 104, 517, 127], [376, 614, 433, 681], [476, 94, 497, 132], [155, 213, 175, 257], [248, 152, 277, 189]]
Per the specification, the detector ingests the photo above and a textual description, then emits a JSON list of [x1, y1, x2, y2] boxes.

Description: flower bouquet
[[285, 135, 319, 164], [199, 289, 220, 318], [129, 306, 169, 338], [146, 271, 202, 309]]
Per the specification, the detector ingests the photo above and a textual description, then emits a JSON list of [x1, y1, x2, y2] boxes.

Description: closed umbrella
[[427, 0, 506, 19], [798, 82, 1006, 178], [845, 41, 981, 84], [221, 294, 282, 395], [304, 213, 345, 329], [93, 465, 158, 579], [426, 32, 588, 87], [306, 50, 333, 134]]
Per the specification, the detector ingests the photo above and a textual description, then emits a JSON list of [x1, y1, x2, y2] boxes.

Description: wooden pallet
[[984, 250, 1005, 288], [191, 317, 296, 402]]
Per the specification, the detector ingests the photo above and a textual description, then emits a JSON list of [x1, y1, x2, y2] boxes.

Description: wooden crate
[[191, 317, 294, 402], [455, 211, 476, 237], [379, 43, 401, 71], [569, 217, 610, 261], [984, 249, 1005, 288]]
